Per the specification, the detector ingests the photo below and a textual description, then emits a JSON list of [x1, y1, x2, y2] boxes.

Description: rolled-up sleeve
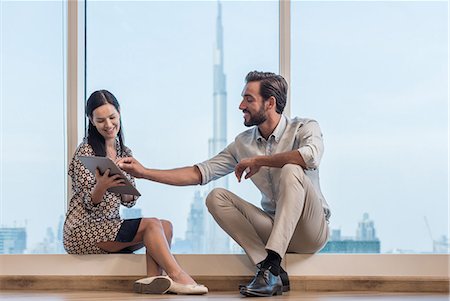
[[69, 155, 100, 212], [297, 120, 324, 169], [195, 143, 238, 185], [120, 175, 139, 207], [120, 147, 139, 207]]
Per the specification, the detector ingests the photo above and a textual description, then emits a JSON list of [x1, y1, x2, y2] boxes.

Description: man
[[118, 71, 330, 297]]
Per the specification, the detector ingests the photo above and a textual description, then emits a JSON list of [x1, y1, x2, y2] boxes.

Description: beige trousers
[[206, 164, 329, 265]]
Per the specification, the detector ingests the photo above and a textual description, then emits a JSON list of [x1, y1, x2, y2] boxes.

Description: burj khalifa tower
[[205, 1, 231, 253]]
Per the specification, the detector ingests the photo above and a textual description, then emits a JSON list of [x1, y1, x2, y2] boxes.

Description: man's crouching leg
[[206, 188, 285, 297], [206, 188, 274, 266]]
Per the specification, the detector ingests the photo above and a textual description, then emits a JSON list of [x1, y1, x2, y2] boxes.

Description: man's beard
[[244, 107, 267, 127]]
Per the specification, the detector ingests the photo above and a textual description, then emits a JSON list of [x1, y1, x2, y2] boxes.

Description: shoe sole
[[134, 278, 172, 294], [168, 283, 209, 295], [239, 288, 283, 297], [239, 284, 290, 292]]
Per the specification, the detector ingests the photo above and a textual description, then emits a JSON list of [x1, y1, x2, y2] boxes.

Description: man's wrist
[[139, 168, 151, 180], [255, 155, 267, 167]]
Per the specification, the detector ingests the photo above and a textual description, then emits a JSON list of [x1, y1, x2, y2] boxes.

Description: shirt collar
[[256, 114, 287, 143]]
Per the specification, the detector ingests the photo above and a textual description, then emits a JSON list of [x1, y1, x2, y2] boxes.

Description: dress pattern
[[63, 139, 139, 254]]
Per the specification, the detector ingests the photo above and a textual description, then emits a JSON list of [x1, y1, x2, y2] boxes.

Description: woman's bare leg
[[137, 218, 195, 285], [145, 219, 173, 276], [97, 218, 195, 284]]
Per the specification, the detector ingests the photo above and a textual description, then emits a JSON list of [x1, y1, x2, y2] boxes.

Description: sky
[[0, 0, 448, 254], [291, 1, 449, 252]]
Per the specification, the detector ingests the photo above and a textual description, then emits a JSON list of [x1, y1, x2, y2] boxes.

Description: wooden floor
[[0, 291, 448, 301]]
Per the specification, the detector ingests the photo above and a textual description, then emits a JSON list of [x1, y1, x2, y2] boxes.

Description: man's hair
[[245, 71, 288, 114]]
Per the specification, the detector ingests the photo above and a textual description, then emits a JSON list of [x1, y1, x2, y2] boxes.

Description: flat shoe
[[134, 275, 172, 294], [168, 281, 208, 295]]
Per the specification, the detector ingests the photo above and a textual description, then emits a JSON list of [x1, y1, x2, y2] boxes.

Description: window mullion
[[279, 0, 291, 117]]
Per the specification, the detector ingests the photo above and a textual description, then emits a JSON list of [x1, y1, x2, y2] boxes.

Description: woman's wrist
[[92, 184, 106, 204]]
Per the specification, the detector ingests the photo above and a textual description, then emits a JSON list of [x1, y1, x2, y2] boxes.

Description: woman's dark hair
[[245, 71, 288, 114], [86, 90, 124, 156]]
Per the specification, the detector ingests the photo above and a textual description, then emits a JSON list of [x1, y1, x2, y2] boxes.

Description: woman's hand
[[95, 168, 126, 191], [91, 169, 125, 205], [116, 157, 146, 178]]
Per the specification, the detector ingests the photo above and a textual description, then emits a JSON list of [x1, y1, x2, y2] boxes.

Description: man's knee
[[280, 164, 305, 183], [205, 187, 231, 213]]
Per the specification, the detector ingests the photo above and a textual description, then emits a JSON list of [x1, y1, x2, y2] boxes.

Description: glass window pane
[[292, 1, 448, 253], [86, 1, 278, 253], [0, 1, 67, 254]]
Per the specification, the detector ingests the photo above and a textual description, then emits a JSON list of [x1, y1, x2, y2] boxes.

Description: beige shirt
[[196, 115, 330, 219]]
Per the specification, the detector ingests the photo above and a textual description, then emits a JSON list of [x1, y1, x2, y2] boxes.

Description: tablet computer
[[78, 156, 141, 196]]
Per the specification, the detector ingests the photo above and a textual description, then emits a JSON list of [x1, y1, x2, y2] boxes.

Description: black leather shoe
[[239, 267, 290, 292], [239, 267, 283, 297], [279, 267, 290, 292]]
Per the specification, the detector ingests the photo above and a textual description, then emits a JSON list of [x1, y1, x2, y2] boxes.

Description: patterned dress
[[63, 139, 139, 254]]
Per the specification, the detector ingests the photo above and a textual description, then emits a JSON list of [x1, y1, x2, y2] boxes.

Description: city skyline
[[2, 209, 444, 254]]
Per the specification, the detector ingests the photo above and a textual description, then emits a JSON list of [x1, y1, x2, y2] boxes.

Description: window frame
[[60, 0, 449, 272]]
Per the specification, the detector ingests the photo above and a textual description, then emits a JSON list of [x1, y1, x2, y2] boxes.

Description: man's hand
[[116, 157, 146, 178], [235, 157, 261, 182]]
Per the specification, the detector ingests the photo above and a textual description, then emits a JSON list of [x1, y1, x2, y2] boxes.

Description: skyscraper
[[320, 213, 380, 253], [204, 1, 231, 253], [356, 212, 377, 241], [208, 0, 227, 180], [0, 227, 26, 254], [173, 191, 206, 254], [185, 191, 206, 253]]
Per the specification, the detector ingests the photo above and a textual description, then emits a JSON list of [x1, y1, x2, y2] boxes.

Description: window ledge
[[0, 254, 448, 292], [1, 254, 448, 277]]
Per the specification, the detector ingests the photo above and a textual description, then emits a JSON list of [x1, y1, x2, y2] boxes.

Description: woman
[[63, 90, 207, 295]]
